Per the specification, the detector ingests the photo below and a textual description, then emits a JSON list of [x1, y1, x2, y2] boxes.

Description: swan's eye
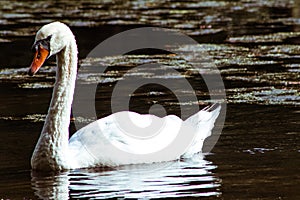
[[31, 44, 38, 53]]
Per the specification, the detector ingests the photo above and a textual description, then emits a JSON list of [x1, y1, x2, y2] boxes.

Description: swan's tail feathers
[[185, 103, 221, 130], [201, 103, 221, 113], [182, 103, 221, 157]]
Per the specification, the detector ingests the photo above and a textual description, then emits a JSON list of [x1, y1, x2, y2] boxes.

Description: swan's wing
[[68, 111, 184, 167], [182, 103, 221, 157], [68, 105, 221, 168]]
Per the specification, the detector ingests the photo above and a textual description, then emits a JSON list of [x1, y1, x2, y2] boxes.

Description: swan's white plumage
[[30, 22, 221, 171]]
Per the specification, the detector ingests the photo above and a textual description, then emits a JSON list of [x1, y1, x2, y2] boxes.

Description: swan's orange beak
[[28, 46, 49, 76]]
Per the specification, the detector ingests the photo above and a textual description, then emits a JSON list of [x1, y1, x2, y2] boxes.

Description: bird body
[[29, 22, 221, 171]]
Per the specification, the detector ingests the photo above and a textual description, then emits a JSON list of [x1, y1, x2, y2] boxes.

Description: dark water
[[0, 0, 300, 199]]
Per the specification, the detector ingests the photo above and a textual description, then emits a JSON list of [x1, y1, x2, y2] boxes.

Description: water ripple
[[31, 155, 220, 199]]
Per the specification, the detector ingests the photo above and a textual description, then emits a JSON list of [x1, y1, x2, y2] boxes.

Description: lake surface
[[0, 0, 299, 199]]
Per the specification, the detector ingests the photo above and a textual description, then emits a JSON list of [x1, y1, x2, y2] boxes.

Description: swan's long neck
[[31, 37, 78, 171], [46, 39, 77, 137]]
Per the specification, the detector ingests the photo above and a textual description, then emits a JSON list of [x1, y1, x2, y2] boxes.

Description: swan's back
[[68, 104, 220, 168]]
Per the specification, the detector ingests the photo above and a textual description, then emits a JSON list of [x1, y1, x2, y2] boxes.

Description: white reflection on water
[[31, 154, 221, 199]]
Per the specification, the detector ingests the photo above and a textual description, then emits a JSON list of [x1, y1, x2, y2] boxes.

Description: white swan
[[28, 21, 221, 171]]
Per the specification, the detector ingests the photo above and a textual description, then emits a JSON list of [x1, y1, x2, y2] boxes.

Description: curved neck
[[45, 39, 78, 136], [31, 38, 78, 171], [42, 39, 78, 139]]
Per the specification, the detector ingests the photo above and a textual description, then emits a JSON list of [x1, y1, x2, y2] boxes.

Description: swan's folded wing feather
[[68, 111, 184, 167], [68, 106, 220, 167]]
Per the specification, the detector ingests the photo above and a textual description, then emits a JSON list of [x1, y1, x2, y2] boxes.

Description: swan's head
[[28, 21, 74, 76]]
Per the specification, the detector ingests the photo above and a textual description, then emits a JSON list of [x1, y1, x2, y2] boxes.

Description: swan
[[28, 21, 221, 171]]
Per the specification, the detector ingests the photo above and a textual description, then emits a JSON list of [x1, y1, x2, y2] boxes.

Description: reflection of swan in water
[[29, 21, 221, 171], [31, 154, 221, 199], [31, 171, 69, 200]]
